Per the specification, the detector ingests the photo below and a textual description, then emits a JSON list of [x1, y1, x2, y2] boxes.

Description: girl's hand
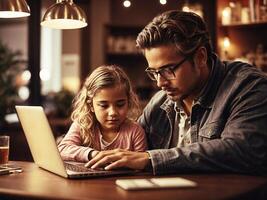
[[84, 149, 150, 170]]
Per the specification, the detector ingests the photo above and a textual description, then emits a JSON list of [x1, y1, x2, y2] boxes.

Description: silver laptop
[[15, 105, 135, 179]]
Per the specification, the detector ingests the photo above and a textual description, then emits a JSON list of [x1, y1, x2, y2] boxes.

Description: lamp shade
[[0, 0, 30, 18], [41, 0, 87, 29]]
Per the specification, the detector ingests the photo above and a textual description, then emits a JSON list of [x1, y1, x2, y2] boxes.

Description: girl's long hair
[[71, 65, 140, 147]]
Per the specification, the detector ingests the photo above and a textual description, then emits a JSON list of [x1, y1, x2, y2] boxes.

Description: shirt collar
[[194, 53, 225, 108]]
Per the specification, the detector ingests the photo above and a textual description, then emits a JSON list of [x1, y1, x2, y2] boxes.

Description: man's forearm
[[147, 138, 267, 175]]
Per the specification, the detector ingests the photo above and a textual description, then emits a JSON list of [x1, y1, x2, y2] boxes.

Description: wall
[[62, 30, 81, 54], [110, 0, 185, 26], [0, 20, 28, 60], [61, 29, 81, 92], [89, 0, 111, 69], [88, 0, 216, 68], [110, 0, 215, 49], [88, 0, 186, 71]]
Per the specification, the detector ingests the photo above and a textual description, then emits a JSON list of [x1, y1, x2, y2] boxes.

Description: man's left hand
[[84, 149, 150, 170]]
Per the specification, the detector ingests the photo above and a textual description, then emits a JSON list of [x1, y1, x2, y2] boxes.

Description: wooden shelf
[[216, 0, 267, 65], [220, 20, 267, 28]]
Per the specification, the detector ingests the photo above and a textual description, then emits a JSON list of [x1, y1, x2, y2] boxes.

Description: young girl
[[58, 65, 147, 162]]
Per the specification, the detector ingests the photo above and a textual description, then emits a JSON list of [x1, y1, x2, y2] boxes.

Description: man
[[86, 10, 267, 175]]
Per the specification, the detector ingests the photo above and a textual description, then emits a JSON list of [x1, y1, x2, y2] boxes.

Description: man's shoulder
[[214, 60, 267, 105], [225, 60, 267, 80]]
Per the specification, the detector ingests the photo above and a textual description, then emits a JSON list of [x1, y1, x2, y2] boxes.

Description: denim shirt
[[138, 53, 267, 175]]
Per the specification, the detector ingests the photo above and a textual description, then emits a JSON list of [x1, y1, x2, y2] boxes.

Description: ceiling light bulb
[[123, 0, 131, 8], [159, 0, 167, 5]]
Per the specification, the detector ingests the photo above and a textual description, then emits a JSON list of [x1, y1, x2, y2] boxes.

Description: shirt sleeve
[[57, 122, 94, 162], [130, 122, 148, 152]]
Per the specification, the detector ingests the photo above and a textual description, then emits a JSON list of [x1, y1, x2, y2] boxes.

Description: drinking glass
[[0, 136, 10, 165]]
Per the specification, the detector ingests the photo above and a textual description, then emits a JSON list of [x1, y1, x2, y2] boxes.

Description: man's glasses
[[145, 57, 188, 81]]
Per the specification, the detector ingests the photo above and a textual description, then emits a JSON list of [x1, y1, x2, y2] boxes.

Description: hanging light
[[123, 0, 131, 8], [159, 0, 167, 5], [41, 0, 87, 29], [0, 0, 30, 18]]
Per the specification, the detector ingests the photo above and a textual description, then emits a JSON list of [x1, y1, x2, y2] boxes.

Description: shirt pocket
[[198, 121, 223, 142]]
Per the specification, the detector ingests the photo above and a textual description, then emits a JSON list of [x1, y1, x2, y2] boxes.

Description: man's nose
[[156, 74, 168, 88]]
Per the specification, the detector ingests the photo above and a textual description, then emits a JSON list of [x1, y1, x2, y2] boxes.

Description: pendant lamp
[[0, 0, 30, 18], [41, 0, 87, 29]]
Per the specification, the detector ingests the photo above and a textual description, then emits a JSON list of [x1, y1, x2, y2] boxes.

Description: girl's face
[[91, 85, 129, 132]]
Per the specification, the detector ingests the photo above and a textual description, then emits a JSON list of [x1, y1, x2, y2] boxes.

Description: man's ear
[[194, 46, 207, 67]]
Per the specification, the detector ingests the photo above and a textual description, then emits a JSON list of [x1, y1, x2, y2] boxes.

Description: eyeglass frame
[[145, 56, 189, 81]]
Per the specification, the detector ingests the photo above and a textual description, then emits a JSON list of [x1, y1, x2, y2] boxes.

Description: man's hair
[[136, 10, 212, 61]]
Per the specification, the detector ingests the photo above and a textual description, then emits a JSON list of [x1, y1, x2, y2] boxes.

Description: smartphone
[[116, 177, 197, 190], [0, 165, 23, 175]]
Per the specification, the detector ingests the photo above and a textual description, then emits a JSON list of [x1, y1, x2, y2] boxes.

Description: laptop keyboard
[[64, 162, 106, 173]]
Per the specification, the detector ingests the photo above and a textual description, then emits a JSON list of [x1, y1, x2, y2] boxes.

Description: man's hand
[[84, 149, 150, 170]]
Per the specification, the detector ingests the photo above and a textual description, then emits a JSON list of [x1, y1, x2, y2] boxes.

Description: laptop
[[15, 105, 135, 179]]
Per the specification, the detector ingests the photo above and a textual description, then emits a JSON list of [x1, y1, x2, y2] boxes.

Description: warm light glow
[[41, 19, 87, 29], [222, 7, 231, 18], [159, 0, 167, 5], [21, 70, 31, 82], [229, 2, 236, 8], [182, 6, 190, 12], [18, 86, 30, 100], [62, 77, 80, 93], [222, 7, 231, 25], [223, 37, 231, 49], [123, 0, 131, 8], [182, 4, 203, 18], [0, 11, 30, 18], [39, 69, 50, 81]]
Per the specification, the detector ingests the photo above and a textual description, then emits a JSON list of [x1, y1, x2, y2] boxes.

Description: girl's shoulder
[[72, 121, 86, 129], [69, 121, 80, 130], [121, 119, 144, 133]]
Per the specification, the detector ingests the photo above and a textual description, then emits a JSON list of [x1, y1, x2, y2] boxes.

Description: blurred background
[[0, 0, 266, 161]]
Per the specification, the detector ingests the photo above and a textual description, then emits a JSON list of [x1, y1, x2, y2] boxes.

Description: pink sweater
[[58, 120, 147, 162]]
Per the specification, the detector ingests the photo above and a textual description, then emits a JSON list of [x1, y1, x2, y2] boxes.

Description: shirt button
[[184, 138, 190, 144]]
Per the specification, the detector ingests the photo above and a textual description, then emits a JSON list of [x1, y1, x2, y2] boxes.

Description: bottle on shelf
[[221, 0, 267, 25], [260, 0, 267, 21]]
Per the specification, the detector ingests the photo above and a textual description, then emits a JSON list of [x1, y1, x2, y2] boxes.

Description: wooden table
[[0, 161, 266, 200]]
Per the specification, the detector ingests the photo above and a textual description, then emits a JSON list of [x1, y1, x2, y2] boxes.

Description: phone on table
[[116, 177, 197, 190], [0, 165, 23, 175]]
